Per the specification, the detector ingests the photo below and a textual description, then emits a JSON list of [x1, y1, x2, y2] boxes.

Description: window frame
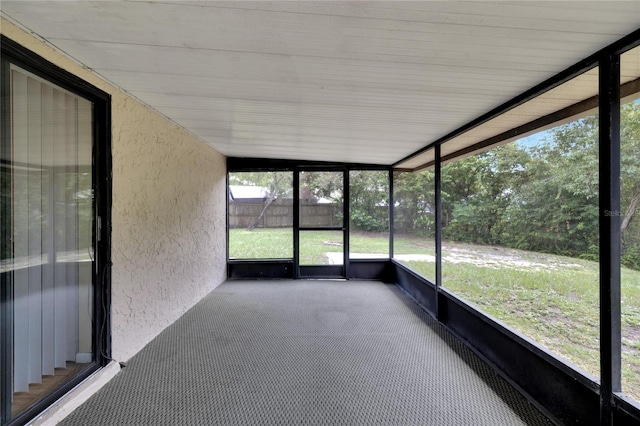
[[226, 158, 391, 280]]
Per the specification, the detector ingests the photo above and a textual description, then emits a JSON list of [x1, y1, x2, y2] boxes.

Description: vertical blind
[[10, 67, 93, 394]]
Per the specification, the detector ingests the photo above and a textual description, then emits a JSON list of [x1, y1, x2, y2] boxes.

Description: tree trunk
[[621, 191, 640, 235], [247, 196, 274, 231]]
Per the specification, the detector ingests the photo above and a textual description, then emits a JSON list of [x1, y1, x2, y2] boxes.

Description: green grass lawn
[[229, 228, 434, 260], [229, 228, 294, 259], [229, 227, 640, 401]]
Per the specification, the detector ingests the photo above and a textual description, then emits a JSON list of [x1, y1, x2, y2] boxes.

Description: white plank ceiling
[[2, 1, 640, 166]]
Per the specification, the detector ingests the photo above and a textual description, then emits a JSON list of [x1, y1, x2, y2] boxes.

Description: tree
[[433, 101, 640, 269], [507, 115, 600, 256], [393, 169, 435, 237], [349, 171, 389, 232], [620, 101, 640, 268], [229, 171, 293, 231], [443, 144, 530, 245]]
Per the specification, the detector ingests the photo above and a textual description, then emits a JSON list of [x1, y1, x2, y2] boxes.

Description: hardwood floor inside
[[11, 362, 87, 417]]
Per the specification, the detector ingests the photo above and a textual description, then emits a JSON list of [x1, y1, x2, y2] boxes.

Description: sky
[[515, 130, 550, 149]]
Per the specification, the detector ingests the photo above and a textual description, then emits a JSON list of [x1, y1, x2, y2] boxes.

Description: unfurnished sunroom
[[1, 2, 640, 426]]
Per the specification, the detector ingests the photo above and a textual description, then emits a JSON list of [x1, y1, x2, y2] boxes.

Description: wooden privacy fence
[[229, 199, 341, 228]]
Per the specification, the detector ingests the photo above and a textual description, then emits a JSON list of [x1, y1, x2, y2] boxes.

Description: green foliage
[[349, 171, 389, 232], [395, 102, 640, 270], [441, 144, 531, 245], [351, 209, 386, 232], [393, 169, 435, 237], [622, 243, 640, 271]]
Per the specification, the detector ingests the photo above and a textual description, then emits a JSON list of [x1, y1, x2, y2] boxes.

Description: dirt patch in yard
[[442, 243, 584, 272], [623, 326, 640, 354], [346, 242, 585, 272]]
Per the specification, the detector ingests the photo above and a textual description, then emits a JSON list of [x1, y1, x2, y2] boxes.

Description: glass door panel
[[298, 171, 345, 278], [299, 230, 343, 265], [299, 171, 343, 228], [5, 66, 96, 420]]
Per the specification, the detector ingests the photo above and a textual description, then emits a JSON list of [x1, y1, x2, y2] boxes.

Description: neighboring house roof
[[229, 185, 269, 200]]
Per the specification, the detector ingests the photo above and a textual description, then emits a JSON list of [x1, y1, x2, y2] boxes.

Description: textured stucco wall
[[2, 19, 228, 361]]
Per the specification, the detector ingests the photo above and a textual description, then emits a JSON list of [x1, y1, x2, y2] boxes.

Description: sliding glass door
[[1, 41, 110, 425], [4, 65, 94, 420]]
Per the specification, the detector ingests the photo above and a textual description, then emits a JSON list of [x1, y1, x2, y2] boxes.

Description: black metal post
[[343, 169, 349, 279], [434, 145, 443, 321], [225, 169, 230, 277], [293, 170, 300, 279], [95, 95, 113, 365], [599, 54, 622, 426], [389, 169, 394, 259]]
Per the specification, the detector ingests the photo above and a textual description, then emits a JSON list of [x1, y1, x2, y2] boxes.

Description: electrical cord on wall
[[98, 261, 125, 369], [99, 260, 117, 366]]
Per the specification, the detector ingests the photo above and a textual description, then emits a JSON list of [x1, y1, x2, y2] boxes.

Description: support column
[[389, 169, 394, 259], [435, 145, 444, 321], [293, 170, 300, 279], [599, 54, 621, 425], [343, 169, 349, 279]]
